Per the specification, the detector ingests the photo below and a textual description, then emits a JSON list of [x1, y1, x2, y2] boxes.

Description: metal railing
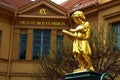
[[100, 73, 114, 80]]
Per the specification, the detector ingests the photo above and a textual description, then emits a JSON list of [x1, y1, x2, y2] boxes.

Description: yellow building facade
[[0, 0, 70, 80], [0, 0, 120, 80]]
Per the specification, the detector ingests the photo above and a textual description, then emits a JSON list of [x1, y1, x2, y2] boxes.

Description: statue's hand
[[74, 55, 77, 58], [70, 29, 76, 32], [70, 29, 73, 31]]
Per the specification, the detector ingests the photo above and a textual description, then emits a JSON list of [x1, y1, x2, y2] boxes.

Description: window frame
[[111, 21, 120, 51], [19, 34, 27, 60], [33, 29, 51, 60]]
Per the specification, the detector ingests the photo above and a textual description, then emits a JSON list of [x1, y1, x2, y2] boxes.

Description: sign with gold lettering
[[18, 20, 66, 26]]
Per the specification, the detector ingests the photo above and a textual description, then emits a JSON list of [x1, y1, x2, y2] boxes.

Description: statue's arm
[[81, 22, 90, 32], [70, 28, 77, 32], [76, 22, 90, 39], [82, 22, 90, 39]]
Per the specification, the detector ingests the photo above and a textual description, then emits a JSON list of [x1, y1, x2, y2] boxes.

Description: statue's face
[[73, 17, 82, 24]]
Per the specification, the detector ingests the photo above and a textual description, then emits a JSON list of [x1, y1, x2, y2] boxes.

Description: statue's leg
[[82, 54, 95, 71], [77, 54, 85, 70]]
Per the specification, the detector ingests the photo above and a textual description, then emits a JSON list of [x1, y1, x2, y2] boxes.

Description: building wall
[[87, 15, 98, 29], [9, 1, 70, 80], [10, 29, 69, 80], [10, 77, 32, 80], [0, 76, 6, 80], [0, 14, 12, 80], [10, 61, 34, 80], [11, 20, 69, 59], [98, 1, 120, 25], [80, 0, 120, 31], [0, 59, 8, 80], [0, 17, 11, 59]]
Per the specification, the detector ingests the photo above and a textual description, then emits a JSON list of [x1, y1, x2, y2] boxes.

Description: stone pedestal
[[65, 71, 101, 80]]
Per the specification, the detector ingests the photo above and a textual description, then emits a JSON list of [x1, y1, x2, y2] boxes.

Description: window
[[19, 34, 27, 59], [33, 29, 51, 60], [56, 35, 64, 57], [111, 21, 120, 51]]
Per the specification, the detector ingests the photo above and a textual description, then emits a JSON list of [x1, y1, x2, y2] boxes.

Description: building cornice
[[0, 6, 14, 20], [103, 11, 120, 20], [0, 72, 7, 76], [0, 58, 8, 62], [98, 0, 120, 11], [70, 0, 120, 14], [70, 0, 98, 12], [17, 15, 68, 19]]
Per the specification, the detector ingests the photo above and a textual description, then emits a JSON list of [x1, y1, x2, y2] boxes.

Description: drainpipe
[[7, 11, 17, 80]]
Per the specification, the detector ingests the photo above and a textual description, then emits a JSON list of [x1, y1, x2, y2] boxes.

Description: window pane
[[33, 46, 40, 50], [19, 34, 27, 59], [56, 35, 64, 56], [111, 21, 120, 51], [21, 34, 27, 39], [20, 40, 27, 44], [33, 29, 51, 60], [43, 46, 49, 50]]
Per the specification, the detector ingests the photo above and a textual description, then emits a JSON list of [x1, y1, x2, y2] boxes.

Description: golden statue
[[62, 11, 95, 72]]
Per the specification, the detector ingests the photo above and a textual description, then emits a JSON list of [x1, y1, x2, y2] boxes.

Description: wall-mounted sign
[[18, 20, 66, 26]]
